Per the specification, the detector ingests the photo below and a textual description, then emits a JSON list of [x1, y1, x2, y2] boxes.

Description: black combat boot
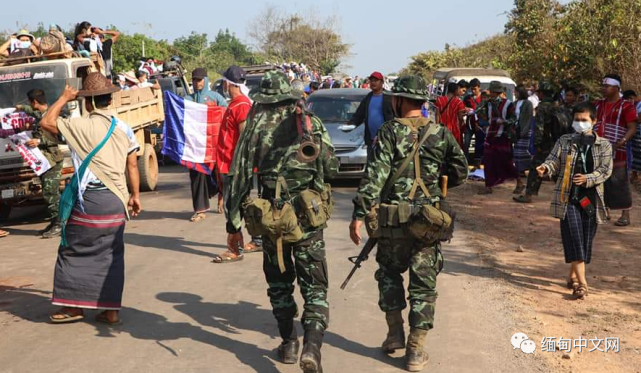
[[300, 327, 323, 373], [406, 327, 429, 372], [382, 311, 405, 353], [277, 319, 299, 364], [42, 219, 62, 239]]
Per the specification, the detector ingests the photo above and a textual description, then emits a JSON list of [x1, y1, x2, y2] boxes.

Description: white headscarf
[[223, 77, 251, 101]]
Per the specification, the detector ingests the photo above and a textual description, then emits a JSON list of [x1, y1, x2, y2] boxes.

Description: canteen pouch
[[298, 183, 333, 228], [407, 204, 453, 244], [243, 198, 303, 242], [243, 198, 273, 237]]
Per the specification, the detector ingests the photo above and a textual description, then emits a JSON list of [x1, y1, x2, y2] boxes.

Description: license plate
[[339, 157, 347, 164], [1, 189, 14, 199]]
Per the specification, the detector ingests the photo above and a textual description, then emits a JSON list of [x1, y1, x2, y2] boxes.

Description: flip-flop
[[190, 212, 206, 222], [0, 230, 9, 238], [50, 312, 84, 324], [212, 251, 244, 264], [95, 312, 123, 326], [243, 241, 263, 254], [614, 218, 630, 227]]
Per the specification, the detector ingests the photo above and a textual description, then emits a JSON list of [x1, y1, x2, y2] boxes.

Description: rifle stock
[[340, 237, 378, 290]]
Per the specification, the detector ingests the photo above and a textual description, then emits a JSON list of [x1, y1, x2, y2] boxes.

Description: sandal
[[243, 241, 263, 254], [574, 284, 588, 300], [566, 278, 579, 290], [0, 229, 9, 238], [513, 195, 532, 203], [212, 251, 244, 264], [95, 311, 122, 325], [50, 309, 84, 324], [190, 212, 206, 222], [614, 218, 630, 227]]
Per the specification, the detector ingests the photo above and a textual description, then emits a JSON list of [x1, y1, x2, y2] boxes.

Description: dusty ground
[[449, 178, 641, 373]]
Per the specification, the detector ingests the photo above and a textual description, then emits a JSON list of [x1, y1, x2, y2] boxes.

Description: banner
[[7, 131, 52, 176]]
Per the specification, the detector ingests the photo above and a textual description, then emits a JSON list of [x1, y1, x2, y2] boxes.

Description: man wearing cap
[[212, 65, 255, 262], [348, 71, 395, 158], [39, 72, 142, 325], [225, 70, 337, 372], [350, 75, 468, 372], [185, 68, 228, 222], [514, 81, 571, 203], [594, 74, 638, 226]]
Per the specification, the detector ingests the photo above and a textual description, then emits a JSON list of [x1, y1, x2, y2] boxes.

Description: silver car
[[307, 88, 370, 178]]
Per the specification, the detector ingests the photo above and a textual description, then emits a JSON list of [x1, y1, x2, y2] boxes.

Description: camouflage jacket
[[352, 117, 468, 220], [226, 102, 338, 233], [23, 107, 63, 164], [533, 99, 570, 152]]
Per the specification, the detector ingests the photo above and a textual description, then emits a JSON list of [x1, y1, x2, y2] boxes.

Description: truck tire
[[138, 144, 159, 192], [0, 202, 12, 223]]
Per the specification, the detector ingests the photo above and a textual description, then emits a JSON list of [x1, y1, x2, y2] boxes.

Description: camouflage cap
[[537, 81, 557, 94], [250, 70, 302, 104], [488, 80, 504, 93], [384, 75, 429, 101]]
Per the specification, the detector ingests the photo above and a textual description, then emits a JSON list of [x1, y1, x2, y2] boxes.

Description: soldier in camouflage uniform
[[225, 71, 338, 373], [514, 81, 570, 203], [20, 89, 64, 238], [349, 76, 468, 372]]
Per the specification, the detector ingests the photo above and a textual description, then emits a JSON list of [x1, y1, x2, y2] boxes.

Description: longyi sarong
[[52, 188, 127, 310], [483, 136, 518, 187], [604, 162, 632, 211], [514, 134, 532, 173]]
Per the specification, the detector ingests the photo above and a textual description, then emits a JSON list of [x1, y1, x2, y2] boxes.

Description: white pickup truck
[[0, 56, 163, 221]]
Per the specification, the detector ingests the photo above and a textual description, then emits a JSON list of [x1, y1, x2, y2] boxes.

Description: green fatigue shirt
[[352, 117, 468, 220], [23, 106, 63, 165], [533, 98, 568, 152], [226, 103, 339, 235]]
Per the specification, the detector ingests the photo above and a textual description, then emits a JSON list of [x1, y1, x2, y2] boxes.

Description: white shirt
[[636, 101, 641, 115], [137, 81, 153, 89], [528, 94, 540, 110]]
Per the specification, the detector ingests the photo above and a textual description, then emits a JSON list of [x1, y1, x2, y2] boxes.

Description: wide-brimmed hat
[[488, 80, 504, 93], [250, 71, 302, 104], [383, 75, 429, 101], [78, 72, 120, 97], [16, 29, 34, 42]]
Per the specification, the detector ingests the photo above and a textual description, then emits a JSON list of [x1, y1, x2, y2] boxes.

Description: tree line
[[0, 6, 351, 78], [404, 0, 641, 93]]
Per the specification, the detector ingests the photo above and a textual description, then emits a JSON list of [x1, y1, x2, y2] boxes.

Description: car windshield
[[245, 75, 262, 92], [0, 64, 68, 108], [307, 96, 363, 123]]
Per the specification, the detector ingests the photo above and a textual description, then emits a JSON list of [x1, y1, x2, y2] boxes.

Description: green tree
[[111, 33, 174, 74]]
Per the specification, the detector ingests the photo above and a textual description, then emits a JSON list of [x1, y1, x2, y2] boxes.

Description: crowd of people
[[1, 20, 640, 373]]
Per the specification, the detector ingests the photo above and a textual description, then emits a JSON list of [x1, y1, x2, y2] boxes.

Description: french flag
[[162, 91, 225, 174]]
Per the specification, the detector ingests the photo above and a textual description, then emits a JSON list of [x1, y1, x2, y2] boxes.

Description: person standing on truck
[[39, 73, 142, 325], [348, 71, 395, 158], [185, 67, 227, 222], [16, 89, 65, 238], [134, 70, 161, 90]]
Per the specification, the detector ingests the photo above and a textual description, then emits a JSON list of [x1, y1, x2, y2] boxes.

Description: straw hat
[[78, 72, 120, 97]]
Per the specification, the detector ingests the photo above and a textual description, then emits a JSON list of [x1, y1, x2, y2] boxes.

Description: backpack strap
[[381, 121, 439, 200]]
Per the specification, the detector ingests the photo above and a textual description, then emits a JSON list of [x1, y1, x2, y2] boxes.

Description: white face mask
[[572, 120, 592, 133], [19, 41, 31, 49]]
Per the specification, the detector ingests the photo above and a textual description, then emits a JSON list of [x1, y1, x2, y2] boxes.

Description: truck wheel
[[138, 144, 159, 191], [0, 202, 12, 223]]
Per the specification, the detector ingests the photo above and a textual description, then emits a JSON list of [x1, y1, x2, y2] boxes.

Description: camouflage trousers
[[262, 230, 329, 331], [41, 162, 62, 219], [375, 236, 443, 330]]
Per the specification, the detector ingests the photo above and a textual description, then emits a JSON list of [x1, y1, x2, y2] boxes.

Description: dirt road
[[0, 166, 584, 373]]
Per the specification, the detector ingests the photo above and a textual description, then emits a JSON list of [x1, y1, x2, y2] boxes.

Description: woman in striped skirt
[[537, 102, 613, 300]]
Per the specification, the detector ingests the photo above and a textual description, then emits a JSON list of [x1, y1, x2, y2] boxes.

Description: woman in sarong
[[40, 73, 142, 324]]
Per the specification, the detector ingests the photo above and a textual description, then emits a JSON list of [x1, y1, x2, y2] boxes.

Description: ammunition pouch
[[377, 201, 453, 244], [297, 183, 333, 228], [364, 204, 380, 238], [243, 197, 303, 243]]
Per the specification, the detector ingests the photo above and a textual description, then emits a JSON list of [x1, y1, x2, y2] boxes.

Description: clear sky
[[2, 0, 515, 76]]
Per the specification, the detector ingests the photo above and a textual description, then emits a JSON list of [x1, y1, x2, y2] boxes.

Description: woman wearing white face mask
[[0, 29, 39, 58], [537, 102, 613, 300]]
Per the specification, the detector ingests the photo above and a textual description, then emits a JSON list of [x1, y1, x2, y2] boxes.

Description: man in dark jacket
[[348, 71, 395, 156]]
